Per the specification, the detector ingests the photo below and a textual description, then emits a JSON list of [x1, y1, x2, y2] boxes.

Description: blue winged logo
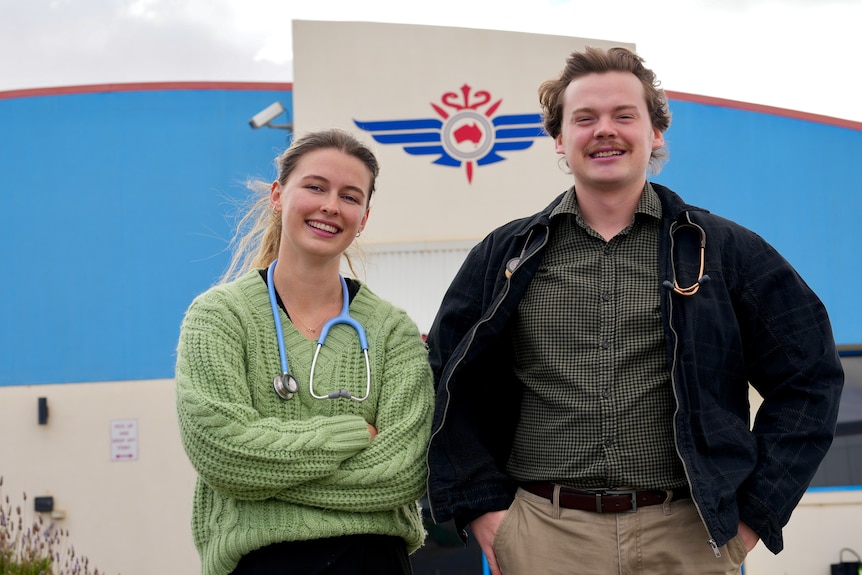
[[355, 84, 547, 183]]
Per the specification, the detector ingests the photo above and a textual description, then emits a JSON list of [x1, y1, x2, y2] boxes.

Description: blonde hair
[[219, 129, 379, 284]]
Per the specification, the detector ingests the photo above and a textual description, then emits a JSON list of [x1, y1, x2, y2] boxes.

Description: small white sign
[[110, 419, 139, 462]]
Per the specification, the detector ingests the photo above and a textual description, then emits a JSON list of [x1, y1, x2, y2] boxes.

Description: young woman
[[176, 129, 434, 575]]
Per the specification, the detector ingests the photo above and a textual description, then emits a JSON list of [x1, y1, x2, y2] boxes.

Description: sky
[[1, 0, 861, 123]]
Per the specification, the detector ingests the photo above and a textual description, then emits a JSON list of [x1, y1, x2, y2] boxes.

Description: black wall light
[[38, 397, 49, 425], [34, 496, 54, 513]]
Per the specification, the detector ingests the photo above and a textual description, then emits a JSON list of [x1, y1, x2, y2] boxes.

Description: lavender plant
[[0, 476, 107, 575]]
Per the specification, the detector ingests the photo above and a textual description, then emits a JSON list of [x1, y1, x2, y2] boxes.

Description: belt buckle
[[604, 489, 638, 513]]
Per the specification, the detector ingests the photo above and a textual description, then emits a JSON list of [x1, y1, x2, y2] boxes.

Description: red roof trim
[[0, 81, 293, 100], [666, 90, 862, 132], [1, 82, 859, 131]]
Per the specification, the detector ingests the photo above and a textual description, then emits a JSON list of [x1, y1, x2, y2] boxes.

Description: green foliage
[[0, 476, 106, 575]]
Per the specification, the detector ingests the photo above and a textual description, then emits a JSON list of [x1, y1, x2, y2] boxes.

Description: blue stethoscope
[[267, 259, 371, 401]]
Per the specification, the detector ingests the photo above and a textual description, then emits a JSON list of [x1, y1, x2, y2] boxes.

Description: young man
[[425, 47, 844, 575]]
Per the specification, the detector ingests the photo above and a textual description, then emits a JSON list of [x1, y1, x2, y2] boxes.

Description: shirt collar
[[551, 182, 663, 222]]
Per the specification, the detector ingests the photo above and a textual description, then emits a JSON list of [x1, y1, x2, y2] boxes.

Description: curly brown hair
[[538, 46, 671, 171]]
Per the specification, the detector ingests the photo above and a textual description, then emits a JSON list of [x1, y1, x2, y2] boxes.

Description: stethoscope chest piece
[[273, 373, 299, 400]]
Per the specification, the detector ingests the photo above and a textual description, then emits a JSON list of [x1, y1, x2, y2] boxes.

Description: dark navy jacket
[[425, 183, 844, 554]]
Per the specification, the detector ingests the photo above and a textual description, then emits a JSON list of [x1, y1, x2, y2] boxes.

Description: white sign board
[[293, 20, 634, 244], [110, 418, 139, 462]]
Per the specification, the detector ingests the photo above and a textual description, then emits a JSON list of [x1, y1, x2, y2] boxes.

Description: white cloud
[[0, 0, 859, 122]]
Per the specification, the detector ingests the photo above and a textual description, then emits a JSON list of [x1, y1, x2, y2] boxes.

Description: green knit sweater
[[175, 270, 434, 575]]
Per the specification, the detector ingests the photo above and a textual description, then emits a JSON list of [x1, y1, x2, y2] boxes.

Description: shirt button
[[602, 390, 611, 399], [601, 292, 612, 301], [601, 340, 611, 350]]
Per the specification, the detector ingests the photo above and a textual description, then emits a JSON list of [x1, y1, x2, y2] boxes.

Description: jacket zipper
[[426, 228, 545, 525], [666, 274, 722, 558]]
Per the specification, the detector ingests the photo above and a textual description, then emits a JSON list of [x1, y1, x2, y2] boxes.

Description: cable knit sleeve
[[276, 298, 435, 513], [175, 283, 372, 500]]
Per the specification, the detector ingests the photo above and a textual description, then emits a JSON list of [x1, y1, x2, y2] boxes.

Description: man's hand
[[470, 510, 507, 575], [738, 521, 760, 552]]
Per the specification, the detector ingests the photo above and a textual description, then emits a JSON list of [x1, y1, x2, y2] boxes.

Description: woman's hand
[[367, 424, 378, 441]]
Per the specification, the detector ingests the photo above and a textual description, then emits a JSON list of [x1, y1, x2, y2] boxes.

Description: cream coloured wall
[[1, 379, 858, 575], [292, 20, 632, 246], [0, 380, 198, 575], [744, 490, 862, 574]]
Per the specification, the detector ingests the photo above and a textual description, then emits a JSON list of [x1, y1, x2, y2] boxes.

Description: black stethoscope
[[504, 214, 711, 295], [663, 213, 710, 296], [267, 260, 371, 401]]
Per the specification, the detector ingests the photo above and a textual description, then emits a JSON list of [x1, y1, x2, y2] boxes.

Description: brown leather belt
[[520, 482, 690, 513]]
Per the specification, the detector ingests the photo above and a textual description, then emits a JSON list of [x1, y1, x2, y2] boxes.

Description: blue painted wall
[[0, 87, 293, 385], [0, 88, 859, 386], [659, 101, 860, 345]]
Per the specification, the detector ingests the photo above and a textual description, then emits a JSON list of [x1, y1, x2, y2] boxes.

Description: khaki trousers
[[492, 487, 747, 575]]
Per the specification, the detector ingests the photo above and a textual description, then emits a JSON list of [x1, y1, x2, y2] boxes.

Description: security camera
[[249, 101, 287, 129]]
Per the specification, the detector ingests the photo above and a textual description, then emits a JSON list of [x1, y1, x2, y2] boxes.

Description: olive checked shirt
[[506, 183, 688, 490]]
